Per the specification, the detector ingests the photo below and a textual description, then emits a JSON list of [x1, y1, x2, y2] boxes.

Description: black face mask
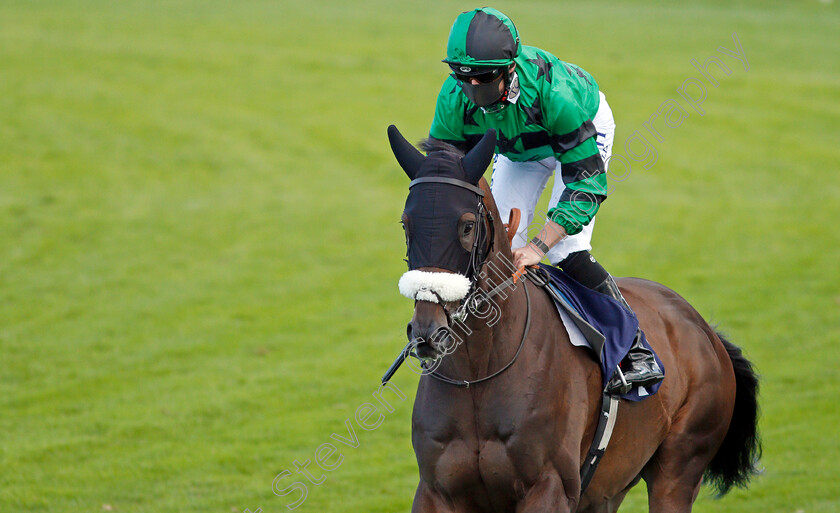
[[448, 64, 508, 107], [459, 78, 505, 107], [388, 126, 497, 276]]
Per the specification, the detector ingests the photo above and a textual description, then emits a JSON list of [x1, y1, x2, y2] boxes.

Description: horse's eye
[[400, 219, 410, 245], [463, 222, 474, 236]]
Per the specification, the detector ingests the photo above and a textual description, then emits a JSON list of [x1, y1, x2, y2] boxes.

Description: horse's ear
[[462, 129, 497, 185], [388, 125, 425, 180]]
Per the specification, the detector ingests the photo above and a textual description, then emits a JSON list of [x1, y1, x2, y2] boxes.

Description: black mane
[[420, 138, 465, 157]]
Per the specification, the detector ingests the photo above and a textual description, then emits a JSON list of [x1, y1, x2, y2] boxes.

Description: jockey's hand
[[511, 220, 567, 268], [512, 245, 544, 268]]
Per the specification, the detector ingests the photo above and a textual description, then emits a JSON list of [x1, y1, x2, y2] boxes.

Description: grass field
[[1, 0, 839, 511]]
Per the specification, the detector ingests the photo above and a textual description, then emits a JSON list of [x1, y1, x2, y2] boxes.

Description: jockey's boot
[[595, 275, 664, 395]]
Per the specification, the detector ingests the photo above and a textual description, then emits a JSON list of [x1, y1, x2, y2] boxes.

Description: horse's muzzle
[[407, 301, 456, 359]]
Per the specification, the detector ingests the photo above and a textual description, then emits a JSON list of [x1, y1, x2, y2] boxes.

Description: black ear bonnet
[[388, 126, 496, 276]]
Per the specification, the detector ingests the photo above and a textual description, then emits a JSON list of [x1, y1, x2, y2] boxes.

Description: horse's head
[[388, 125, 504, 359]]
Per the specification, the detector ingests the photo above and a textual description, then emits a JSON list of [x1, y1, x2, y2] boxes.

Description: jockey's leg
[[556, 251, 664, 395], [593, 271, 665, 394]]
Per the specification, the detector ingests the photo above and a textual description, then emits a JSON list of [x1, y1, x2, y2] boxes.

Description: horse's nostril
[[430, 327, 456, 353], [406, 323, 413, 342]]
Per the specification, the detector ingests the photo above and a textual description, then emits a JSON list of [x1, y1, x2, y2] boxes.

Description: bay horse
[[388, 125, 760, 513]]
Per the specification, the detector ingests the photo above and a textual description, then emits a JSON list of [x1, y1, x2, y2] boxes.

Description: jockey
[[429, 7, 663, 394]]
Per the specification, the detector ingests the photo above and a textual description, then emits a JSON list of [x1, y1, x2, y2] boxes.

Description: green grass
[[1, 0, 838, 511]]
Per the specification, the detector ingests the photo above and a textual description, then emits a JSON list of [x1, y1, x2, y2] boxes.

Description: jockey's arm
[[514, 141, 602, 268]]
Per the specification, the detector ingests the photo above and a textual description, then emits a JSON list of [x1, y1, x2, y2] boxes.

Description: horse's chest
[[476, 437, 523, 489], [416, 405, 550, 500], [413, 437, 512, 501]]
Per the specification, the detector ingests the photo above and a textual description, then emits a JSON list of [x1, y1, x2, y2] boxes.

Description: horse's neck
[[443, 251, 529, 379], [439, 196, 532, 378]]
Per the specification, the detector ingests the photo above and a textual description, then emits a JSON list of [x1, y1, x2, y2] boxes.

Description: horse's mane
[[420, 138, 465, 157]]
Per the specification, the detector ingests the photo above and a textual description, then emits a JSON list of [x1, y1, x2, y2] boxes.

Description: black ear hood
[[387, 125, 496, 184], [389, 126, 497, 273], [462, 127, 496, 183], [388, 124, 425, 180]]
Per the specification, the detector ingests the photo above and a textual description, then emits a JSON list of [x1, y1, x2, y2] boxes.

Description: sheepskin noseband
[[398, 270, 471, 303]]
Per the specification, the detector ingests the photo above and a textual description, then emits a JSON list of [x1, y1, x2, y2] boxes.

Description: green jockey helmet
[[443, 8, 521, 107], [443, 7, 521, 68]]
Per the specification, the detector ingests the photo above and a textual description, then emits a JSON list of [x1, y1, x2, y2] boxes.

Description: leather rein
[[420, 268, 535, 388]]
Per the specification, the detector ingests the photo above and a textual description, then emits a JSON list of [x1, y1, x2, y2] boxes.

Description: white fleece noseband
[[398, 270, 471, 303]]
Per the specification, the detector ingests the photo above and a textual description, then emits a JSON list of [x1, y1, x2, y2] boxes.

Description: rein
[[422, 271, 532, 388], [421, 266, 550, 388]]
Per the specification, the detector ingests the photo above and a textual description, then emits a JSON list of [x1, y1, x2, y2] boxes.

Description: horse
[[387, 125, 760, 513]]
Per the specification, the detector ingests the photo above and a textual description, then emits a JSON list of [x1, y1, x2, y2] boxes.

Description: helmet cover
[[443, 7, 521, 68]]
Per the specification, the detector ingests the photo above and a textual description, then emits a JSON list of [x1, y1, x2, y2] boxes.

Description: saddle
[[504, 209, 662, 402], [534, 264, 662, 402]]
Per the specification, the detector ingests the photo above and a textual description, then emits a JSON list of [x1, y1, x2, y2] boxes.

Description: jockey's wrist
[[529, 237, 550, 256]]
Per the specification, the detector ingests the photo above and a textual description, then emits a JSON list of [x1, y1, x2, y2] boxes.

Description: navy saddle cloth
[[536, 264, 664, 401]]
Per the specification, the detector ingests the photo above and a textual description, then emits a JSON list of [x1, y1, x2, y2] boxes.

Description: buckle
[[527, 266, 550, 288]]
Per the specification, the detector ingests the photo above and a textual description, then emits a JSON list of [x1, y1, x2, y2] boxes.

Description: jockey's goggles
[[448, 64, 505, 84]]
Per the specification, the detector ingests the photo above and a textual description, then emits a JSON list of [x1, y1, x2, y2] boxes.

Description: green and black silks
[[433, 9, 606, 236]]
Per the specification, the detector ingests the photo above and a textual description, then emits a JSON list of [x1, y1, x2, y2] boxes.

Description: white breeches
[[490, 91, 616, 264]]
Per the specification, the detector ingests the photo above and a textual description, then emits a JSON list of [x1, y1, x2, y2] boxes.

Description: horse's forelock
[[413, 139, 470, 182], [419, 138, 465, 157]]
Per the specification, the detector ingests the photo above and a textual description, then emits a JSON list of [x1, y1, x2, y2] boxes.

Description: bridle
[[403, 175, 549, 388]]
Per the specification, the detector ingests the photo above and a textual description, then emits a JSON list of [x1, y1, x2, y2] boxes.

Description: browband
[[409, 177, 485, 197]]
